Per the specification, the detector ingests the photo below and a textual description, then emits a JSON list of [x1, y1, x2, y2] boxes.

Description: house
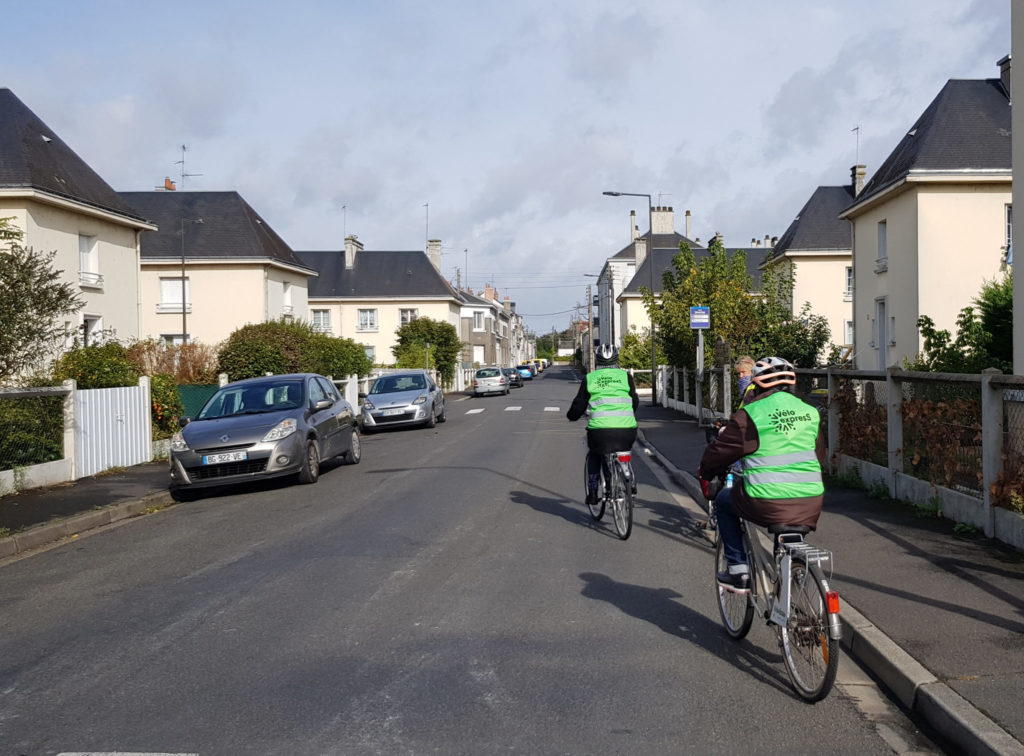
[[767, 168, 861, 355], [297, 236, 462, 365], [458, 283, 516, 367], [0, 89, 156, 351], [840, 57, 1012, 369], [596, 206, 701, 348], [120, 191, 315, 346]]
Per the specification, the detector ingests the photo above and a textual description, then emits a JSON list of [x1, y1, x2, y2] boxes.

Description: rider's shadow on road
[[578, 571, 793, 697], [509, 488, 606, 531]]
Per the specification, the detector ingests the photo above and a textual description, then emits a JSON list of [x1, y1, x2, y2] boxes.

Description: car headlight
[[262, 418, 297, 442], [413, 394, 427, 405], [170, 431, 188, 452], [363, 400, 376, 411]]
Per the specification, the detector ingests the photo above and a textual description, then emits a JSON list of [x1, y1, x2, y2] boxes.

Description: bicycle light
[[826, 590, 841, 614]]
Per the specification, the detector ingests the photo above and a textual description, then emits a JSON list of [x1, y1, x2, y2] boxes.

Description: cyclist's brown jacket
[[699, 388, 826, 529]]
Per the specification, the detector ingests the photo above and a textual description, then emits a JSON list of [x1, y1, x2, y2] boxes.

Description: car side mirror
[[178, 417, 191, 428], [314, 399, 333, 411], [358, 392, 367, 400]]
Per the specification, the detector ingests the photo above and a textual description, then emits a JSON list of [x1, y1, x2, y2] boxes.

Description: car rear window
[[476, 368, 500, 378]]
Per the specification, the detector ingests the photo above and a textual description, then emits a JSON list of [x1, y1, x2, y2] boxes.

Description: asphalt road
[[0, 366, 939, 754]]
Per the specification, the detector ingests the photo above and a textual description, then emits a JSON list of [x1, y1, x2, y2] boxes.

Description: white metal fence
[[74, 378, 152, 478]]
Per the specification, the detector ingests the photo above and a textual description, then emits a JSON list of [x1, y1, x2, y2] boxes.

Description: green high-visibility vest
[[586, 369, 637, 430], [741, 392, 824, 499]]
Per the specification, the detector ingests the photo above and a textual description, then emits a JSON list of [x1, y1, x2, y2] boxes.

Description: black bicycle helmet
[[594, 344, 619, 366], [751, 356, 796, 389]]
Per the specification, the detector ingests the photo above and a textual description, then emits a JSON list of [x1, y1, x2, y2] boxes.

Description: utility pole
[[587, 284, 594, 372]]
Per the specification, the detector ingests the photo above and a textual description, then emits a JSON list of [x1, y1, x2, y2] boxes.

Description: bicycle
[[715, 508, 842, 702], [582, 450, 635, 539]]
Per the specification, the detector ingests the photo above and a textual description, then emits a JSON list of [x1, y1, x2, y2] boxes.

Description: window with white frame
[[400, 308, 418, 324], [844, 266, 853, 300], [875, 220, 887, 272], [282, 282, 293, 315], [363, 345, 376, 362], [1006, 204, 1013, 254], [844, 320, 854, 346], [311, 309, 331, 332], [473, 311, 484, 331], [78, 235, 101, 286], [357, 308, 378, 331], [158, 276, 189, 312]]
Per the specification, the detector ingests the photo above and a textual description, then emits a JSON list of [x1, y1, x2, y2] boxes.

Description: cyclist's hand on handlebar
[[699, 477, 710, 499]]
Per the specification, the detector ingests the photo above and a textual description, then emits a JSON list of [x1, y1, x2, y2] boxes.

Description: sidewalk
[[635, 403, 1024, 755], [2, 405, 1023, 754]]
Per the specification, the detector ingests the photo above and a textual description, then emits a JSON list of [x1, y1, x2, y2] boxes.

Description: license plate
[[202, 451, 247, 465], [382, 408, 404, 416]]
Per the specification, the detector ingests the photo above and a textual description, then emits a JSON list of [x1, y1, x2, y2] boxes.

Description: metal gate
[[74, 379, 152, 478]]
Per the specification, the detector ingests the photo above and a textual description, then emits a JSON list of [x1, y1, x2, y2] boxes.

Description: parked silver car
[[473, 366, 509, 396], [360, 370, 446, 431], [169, 373, 360, 496]]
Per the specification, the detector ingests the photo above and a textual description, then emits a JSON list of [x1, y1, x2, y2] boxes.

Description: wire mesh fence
[[0, 394, 65, 472]]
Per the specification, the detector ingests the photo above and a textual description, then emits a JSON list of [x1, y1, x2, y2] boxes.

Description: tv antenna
[[852, 125, 861, 164], [174, 144, 204, 186]]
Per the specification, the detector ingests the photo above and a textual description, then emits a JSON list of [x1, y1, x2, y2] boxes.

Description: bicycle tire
[[610, 458, 633, 540], [715, 537, 754, 639], [584, 457, 604, 520], [779, 558, 839, 702]]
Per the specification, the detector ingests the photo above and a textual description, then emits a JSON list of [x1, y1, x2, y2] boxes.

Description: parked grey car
[[169, 373, 360, 496], [473, 366, 508, 396], [360, 370, 446, 431]]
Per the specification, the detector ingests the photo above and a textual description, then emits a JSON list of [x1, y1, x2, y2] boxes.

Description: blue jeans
[[715, 487, 747, 566]]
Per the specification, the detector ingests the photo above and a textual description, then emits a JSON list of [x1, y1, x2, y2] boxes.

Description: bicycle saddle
[[767, 524, 813, 535]]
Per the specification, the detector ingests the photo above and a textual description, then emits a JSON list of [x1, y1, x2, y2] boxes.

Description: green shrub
[[217, 320, 373, 381], [150, 372, 184, 439], [51, 342, 141, 388], [0, 396, 63, 471]]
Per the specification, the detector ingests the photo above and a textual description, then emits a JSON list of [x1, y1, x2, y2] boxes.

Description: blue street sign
[[690, 306, 710, 329]]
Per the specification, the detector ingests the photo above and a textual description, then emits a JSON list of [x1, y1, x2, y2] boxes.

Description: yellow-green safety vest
[[741, 391, 823, 499], [586, 369, 637, 430]]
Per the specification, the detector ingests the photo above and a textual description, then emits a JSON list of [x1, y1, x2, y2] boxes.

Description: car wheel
[[343, 428, 361, 465], [437, 401, 447, 423], [297, 439, 320, 484], [425, 403, 437, 428]]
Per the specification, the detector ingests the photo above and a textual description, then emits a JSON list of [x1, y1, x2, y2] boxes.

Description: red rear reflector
[[617, 453, 632, 462], [826, 590, 840, 614]]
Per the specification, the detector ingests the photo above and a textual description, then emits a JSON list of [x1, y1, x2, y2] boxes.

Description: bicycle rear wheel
[[715, 537, 753, 639], [780, 558, 839, 702], [610, 458, 633, 540], [584, 457, 604, 520]]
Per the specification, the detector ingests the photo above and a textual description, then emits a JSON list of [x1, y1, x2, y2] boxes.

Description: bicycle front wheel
[[715, 537, 753, 639], [584, 457, 604, 520], [610, 460, 633, 540], [780, 558, 839, 702]]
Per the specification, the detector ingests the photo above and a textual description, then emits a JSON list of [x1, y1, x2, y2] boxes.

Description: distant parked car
[[502, 367, 524, 388], [360, 370, 446, 432], [533, 359, 544, 373], [169, 373, 360, 496], [519, 361, 537, 377], [474, 366, 509, 396], [517, 365, 534, 381]]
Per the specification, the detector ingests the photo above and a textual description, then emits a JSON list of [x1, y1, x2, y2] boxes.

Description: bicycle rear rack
[[780, 541, 833, 573]]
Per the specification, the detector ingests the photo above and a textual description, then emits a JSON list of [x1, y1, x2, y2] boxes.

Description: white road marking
[[59, 753, 199, 756], [505, 406, 522, 411], [465, 408, 485, 414], [544, 407, 560, 412]]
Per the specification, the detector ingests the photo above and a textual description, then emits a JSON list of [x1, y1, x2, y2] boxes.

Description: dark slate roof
[[773, 186, 855, 254], [622, 246, 770, 296], [298, 249, 457, 298], [852, 78, 1011, 207], [119, 191, 313, 271], [0, 88, 147, 222], [611, 230, 704, 260]]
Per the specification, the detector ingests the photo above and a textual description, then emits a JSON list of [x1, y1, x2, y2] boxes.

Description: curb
[[0, 489, 175, 560], [636, 429, 1024, 755]]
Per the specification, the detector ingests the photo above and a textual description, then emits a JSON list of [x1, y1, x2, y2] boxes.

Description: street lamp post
[[180, 217, 203, 344], [603, 191, 657, 406]]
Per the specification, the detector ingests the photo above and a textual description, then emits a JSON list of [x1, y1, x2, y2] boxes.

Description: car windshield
[[198, 380, 304, 419], [476, 368, 500, 378], [370, 374, 426, 395]]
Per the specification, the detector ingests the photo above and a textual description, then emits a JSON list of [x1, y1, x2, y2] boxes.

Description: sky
[[1, 0, 1011, 335]]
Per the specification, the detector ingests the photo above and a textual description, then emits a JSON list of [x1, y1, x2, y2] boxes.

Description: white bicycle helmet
[[751, 356, 796, 389], [595, 344, 619, 366]]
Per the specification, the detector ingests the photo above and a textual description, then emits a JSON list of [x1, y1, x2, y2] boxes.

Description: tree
[[0, 218, 83, 383], [392, 317, 462, 386]]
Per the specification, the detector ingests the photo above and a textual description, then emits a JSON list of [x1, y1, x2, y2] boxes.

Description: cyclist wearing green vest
[[698, 356, 825, 592], [567, 344, 640, 509]]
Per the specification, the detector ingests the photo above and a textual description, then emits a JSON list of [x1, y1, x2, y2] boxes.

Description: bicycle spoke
[[779, 560, 839, 701]]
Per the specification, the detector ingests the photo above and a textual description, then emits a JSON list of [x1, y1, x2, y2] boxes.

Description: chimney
[[851, 164, 866, 197], [630, 210, 638, 240], [164, 177, 176, 191], [751, 238, 757, 247], [764, 234, 770, 248], [998, 54, 1011, 98], [344, 234, 363, 270], [427, 238, 442, 272], [770, 236, 778, 248], [503, 295, 512, 313], [713, 231, 723, 246], [484, 283, 495, 302], [634, 235, 648, 272], [651, 206, 674, 235], [685, 209, 691, 239]]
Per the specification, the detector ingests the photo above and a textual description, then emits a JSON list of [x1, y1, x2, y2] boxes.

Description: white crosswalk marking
[[59, 752, 199, 755], [544, 407, 560, 412], [465, 408, 485, 414], [505, 406, 522, 411]]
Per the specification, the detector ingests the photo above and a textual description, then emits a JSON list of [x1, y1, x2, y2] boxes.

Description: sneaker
[[717, 568, 750, 592]]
